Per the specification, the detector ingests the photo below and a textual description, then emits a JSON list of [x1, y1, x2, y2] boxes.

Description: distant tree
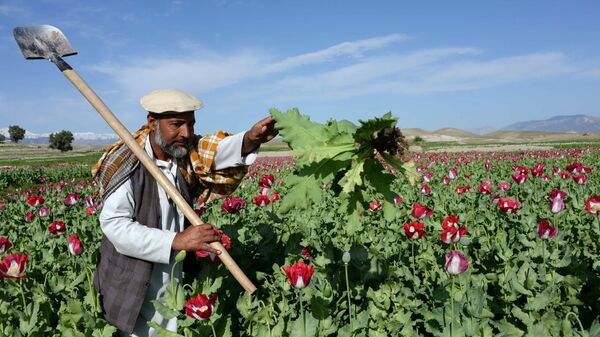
[[8, 125, 26, 143], [0, 133, 5, 143], [413, 136, 424, 144], [49, 130, 74, 152]]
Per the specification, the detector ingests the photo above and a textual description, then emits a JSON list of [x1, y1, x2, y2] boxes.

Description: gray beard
[[154, 122, 189, 159]]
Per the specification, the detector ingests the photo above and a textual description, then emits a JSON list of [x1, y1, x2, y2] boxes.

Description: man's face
[[148, 111, 195, 159]]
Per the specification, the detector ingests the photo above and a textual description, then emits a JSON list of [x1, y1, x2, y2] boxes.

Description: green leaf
[[493, 319, 524, 337], [151, 300, 180, 320], [292, 144, 355, 167], [338, 160, 364, 193], [269, 108, 332, 151], [147, 321, 185, 337]]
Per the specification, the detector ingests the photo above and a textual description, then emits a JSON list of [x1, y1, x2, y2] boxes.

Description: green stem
[[542, 239, 546, 278], [300, 290, 306, 337], [565, 312, 587, 337], [209, 321, 217, 337], [451, 276, 455, 337], [345, 262, 353, 326], [17, 279, 28, 318]]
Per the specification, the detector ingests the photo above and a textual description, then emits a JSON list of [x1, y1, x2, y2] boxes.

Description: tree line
[[1, 125, 74, 152]]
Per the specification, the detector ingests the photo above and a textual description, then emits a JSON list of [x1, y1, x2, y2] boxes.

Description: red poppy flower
[[498, 198, 520, 213], [0, 253, 28, 278], [37, 207, 50, 217], [423, 172, 434, 182], [441, 177, 451, 184], [67, 234, 84, 255], [26, 195, 45, 207], [454, 185, 471, 195], [300, 244, 311, 261], [512, 173, 528, 184], [498, 182, 511, 191], [369, 200, 382, 212], [259, 174, 275, 188], [25, 211, 35, 223], [478, 184, 492, 195], [537, 220, 557, 240], [485, 159, 491, 171], [0, 237, 11, 254], [394, 195, 403, 205], [411, 203, 434, 219], [196, 227, 231, 264], [419, 184, 432, 196], [283, 260, 314, 289], [572, 175, 587, 184], [185, 293, 217, 320], [560, 172, 571, 179], [585, 196, 600, 215], [253, 195, 271, 207], [64, 193, 81, 206], [448, 168, 458, 180], [48, 221, 67, 235], [220, 195, 246, 214], [403, 221, 427, 239], [271, 191, 280, 202]]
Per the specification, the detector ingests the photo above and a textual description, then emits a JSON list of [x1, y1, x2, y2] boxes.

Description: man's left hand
[[242, 116, 279, 156]]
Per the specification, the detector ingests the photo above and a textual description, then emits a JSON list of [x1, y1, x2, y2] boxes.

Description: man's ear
[[147, 114, 157, 132]]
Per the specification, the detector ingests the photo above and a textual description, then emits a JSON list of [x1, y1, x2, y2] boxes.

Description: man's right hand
[[172, 224, 222, 255]]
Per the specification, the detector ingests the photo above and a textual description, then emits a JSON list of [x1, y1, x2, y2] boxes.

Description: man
[[92, 88, 277, 336]]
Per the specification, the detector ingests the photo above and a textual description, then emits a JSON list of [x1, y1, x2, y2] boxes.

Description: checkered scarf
[[92, 124, 247, 203]]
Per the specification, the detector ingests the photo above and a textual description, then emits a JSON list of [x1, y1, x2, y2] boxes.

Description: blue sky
[[1, 0, 599, 135]]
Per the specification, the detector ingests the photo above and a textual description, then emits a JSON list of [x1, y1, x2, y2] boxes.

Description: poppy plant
[[24, 211, 35, 223], [498, 198, 520, 213], [220, 195, 246, 214], [549, 189, 567, 213], [411, 203, 434, 219], [445, 250, 468, 275], [37, 207, 50, 217], [258, 174, 275, 188], [253, 195, 271, 207], [0, 237, 11, 254], [573, 175, 587, 184], [283, 260, 314, 289], [196, 227, 231, 264], [369, 200, 382, 212], [419, 184, 432, 196], [448, 168, 458, 180], [26, 195, 44, 207], [64, 193, 81, 206], [512, 173, 528, 184], [0, 253, 28, 278], [185, 293, 217, 320], [498, 182, 511, 191], [537, 220, 557, 240], [67, 234, 84, 256], [585, 196, 600, 215], [403, 221, 427, 240], [394, 195, 403, 205], [478, 183, 492, 195], [48, 221, 67, 235]]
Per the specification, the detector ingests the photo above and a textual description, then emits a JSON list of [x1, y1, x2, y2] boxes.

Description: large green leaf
[[147, 321, 185, 337], [269, 108, 331, 151], [292, 143, 355, 167]]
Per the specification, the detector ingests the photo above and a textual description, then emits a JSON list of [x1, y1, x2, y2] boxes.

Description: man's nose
[[180, 124, 193, 139]]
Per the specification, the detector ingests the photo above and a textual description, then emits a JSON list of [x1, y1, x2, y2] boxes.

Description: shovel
[[13, 24, 257, 294]]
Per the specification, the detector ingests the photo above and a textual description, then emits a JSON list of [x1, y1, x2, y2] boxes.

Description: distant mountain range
[[1, 114, 599, 145], [501, 114, 600, 133]]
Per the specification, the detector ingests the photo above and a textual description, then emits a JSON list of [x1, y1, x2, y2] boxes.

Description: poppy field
[[1, 145, 600, 336]]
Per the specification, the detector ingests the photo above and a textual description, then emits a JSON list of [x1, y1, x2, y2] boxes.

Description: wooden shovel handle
[[60, 68, 257, 294]]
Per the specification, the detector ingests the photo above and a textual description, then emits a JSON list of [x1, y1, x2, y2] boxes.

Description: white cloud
[[93, 33, 585, 106], [572, 68, 600, 80], [92, 33, 409, 99]]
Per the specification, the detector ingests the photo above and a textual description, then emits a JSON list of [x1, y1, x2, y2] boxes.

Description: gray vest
[[93, 163, 191, 334]]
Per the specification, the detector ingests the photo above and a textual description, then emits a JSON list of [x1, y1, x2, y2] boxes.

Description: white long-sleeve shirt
[[100, 133, 256, 337]]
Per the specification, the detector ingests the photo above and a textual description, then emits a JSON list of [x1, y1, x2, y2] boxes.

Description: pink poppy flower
[[445, 250, 468, 275]]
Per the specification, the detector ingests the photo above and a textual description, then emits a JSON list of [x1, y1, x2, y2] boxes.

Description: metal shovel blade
[[13, 25, 77, 60]]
